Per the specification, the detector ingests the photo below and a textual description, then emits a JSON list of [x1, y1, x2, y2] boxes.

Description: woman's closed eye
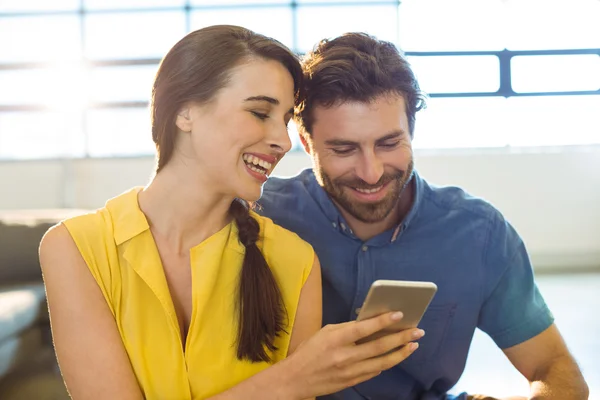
[[251, 111, 269, 121]]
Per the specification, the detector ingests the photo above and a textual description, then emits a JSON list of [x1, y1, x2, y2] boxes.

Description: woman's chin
[[236, 186, 263, 204]]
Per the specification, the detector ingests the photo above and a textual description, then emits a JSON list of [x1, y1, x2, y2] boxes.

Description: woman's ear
[[300, 133, 312, 155], [175, 106, 193, 133]]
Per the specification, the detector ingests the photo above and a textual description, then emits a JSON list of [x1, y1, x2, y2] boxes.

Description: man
[[258, 33, 588, 399]]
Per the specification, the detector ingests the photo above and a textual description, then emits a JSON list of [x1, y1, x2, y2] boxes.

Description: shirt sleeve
[[63, 211, 116, 315], [477, 211, 554, 349]]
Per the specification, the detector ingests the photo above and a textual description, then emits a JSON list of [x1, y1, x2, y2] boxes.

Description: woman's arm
[[39, 224, 144, 400], [287, 253, 322, 357], [287, 254, 322, 400]]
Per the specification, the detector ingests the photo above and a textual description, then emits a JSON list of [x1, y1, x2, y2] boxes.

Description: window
[[84, 12, 187, 60], [504, 0, 600, 51], [401, 0, 600, 149], [412, 97, 509, 149], [190, 7, 294, 49], [0, 111, 84, 159], [511, 55, 600, 93], [399, 0, 505, 52], [0, 0, 79, 13], [0, 15, 81, 63], [412, 96, 600, 149], [0, 0, 598, 158], [296, 4, 398, 53], [86, 108, 155, 157], [408, 56, 500, 94], [84, 0, 187, 10], [504, 96, 600, 147], [88, 65, 158, 104]]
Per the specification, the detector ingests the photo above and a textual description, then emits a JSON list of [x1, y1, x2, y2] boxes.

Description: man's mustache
[[333, 169, 406, 191]]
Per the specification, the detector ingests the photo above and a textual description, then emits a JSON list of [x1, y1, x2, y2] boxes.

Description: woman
[[39, 25, 420, 400]]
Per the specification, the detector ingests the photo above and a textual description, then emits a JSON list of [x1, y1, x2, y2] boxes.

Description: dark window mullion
[[498, 50, 515, 98]]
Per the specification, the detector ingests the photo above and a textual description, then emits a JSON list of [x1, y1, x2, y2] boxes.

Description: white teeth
[[355, 186, 383, 194], [247, 164, 266, 175], [242, 154, 272, 171]]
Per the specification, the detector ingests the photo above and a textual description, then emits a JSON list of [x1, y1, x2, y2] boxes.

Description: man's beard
[[315, 160, 414, 224]]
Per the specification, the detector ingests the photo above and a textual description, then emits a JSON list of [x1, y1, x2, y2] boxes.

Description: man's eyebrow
[[324, 131, 405, 147], [324, 139, 359, 146]]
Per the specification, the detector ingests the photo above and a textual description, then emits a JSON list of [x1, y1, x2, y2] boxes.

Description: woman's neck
[[138, 163, 234, 255]]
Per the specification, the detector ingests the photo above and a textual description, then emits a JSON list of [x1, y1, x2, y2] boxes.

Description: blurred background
[[0, 0, 598, 399]]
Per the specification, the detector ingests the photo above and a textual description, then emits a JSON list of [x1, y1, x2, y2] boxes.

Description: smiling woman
[[39, 25, 314, 399], [151, 50, 296, 201]]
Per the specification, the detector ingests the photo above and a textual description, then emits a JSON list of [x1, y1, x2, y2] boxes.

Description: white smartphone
[[356, 279, 438, 344]]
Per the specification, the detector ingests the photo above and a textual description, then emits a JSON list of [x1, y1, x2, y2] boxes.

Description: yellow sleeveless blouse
[[62, 187, 314, 400]]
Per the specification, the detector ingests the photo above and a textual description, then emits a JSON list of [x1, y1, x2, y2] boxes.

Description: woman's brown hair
[[150, 25, 303, 362]]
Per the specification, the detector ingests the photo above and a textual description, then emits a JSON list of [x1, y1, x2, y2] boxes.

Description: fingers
[[323, 327, 422, 382], [334, 370, 381, 389], [338, 312, 404, 343], [351, 340, 420, 377], [353, 328, 424, 361]]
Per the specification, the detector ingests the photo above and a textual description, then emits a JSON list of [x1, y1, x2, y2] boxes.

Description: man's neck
[[339, 178, 415, 242]]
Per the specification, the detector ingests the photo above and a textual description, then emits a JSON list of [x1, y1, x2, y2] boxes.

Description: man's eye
[[331, 148, 354, 155], [380, 141, 400, 148]]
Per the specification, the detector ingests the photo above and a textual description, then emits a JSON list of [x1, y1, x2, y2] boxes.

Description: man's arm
[[503, 324, 588, 400]]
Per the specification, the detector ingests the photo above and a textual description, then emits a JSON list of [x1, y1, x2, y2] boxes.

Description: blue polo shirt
[[258, 168, 554, 400]]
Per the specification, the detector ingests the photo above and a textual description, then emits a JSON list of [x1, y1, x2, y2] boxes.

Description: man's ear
[[175, 106, 193, 133]]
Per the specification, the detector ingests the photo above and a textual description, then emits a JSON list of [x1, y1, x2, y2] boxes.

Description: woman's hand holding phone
[[276, 311, 424, 399]]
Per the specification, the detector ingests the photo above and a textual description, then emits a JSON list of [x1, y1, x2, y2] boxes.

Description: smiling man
[[306, 94, 415, 243], [257, 33, 588, 400]]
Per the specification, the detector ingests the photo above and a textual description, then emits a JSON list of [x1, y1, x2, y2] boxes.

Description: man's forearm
[[529, 355, 588, 399]]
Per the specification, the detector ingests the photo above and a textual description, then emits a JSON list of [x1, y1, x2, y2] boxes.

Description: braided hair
[[229, 199, 286, 362]]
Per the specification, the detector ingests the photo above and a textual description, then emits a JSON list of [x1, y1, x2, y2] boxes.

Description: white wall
[[1, 145, 599, 271]]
